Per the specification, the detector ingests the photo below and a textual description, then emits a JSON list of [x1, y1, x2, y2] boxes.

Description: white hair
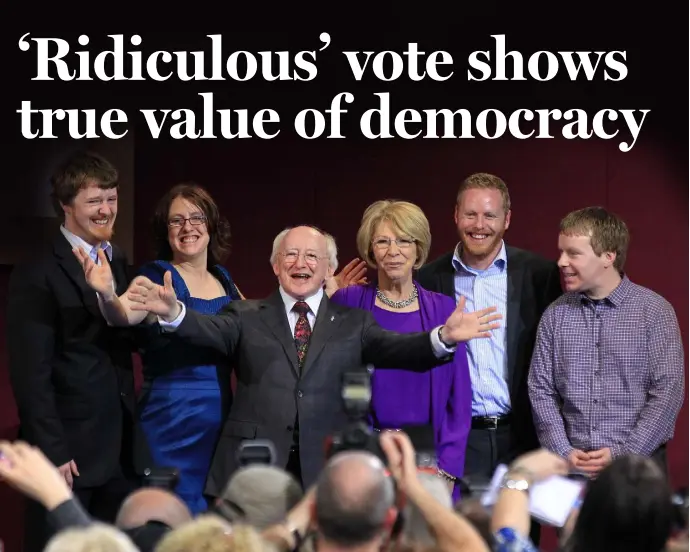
[[269, 226, 339, 271]]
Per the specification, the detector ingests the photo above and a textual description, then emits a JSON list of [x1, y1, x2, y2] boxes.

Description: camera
[[142, 467, 180, 491], [236, 439, 277, 467], [325, 371, 387, 463]]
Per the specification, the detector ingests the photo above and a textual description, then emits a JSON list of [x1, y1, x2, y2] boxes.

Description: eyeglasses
[[372, 237, 416, 250], [280, 251, 327, 265], [168, 215, 207, 228]]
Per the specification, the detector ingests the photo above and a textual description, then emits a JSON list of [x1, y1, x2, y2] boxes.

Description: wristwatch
[[437, 326, 454, 348], [501, 472, 531, 492]]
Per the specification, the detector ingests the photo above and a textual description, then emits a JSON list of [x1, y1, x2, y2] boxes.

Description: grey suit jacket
[[167, 289, 448, 495]]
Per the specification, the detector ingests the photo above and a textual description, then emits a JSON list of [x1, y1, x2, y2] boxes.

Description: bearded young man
[[416, 173, 562, 477], [7, 151, 142, 552]]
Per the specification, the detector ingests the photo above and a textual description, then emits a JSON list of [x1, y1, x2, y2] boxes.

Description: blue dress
[[137, 261, 239, 514]]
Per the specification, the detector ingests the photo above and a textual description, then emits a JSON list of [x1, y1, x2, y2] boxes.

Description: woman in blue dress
[[76, 182, 242, 514], [135, 182, 243, 514]]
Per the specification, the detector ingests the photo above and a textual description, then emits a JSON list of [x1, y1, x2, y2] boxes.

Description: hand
[[73, 248, 115, 298], [577, 447, 612, 476], [0, 442, 74, 508], [567, 449, 591, 472], [440, 296, 502, 344], [57, 459, 80, 488], [333, 258, 369, 290], [379, 431, 420, 493], [127, 271, 179, 321], [509, 448, 569, 483]]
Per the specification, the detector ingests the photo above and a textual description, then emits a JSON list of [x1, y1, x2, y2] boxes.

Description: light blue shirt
[[452, 241, 511, 417], [60, 225, 113, 264]]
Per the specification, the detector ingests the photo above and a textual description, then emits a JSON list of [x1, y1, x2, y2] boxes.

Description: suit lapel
[[506, 247, 525, 395], [54, 233, 102, 318], [301, 296, 342, 378], [259, 291, 300, 379], [110, 247, 130, 295]]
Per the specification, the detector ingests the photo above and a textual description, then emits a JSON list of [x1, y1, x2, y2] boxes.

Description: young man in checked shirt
[[528, 206, 684, 477]]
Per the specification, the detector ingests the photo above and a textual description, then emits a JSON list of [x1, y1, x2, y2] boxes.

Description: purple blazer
[[330, 282, 472, 479]]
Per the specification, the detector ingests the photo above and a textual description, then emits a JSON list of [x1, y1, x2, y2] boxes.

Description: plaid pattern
[[293, 301, 312, 370], [528, 276, 685, 458]]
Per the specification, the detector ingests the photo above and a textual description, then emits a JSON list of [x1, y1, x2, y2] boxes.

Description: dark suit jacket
[[165, 290, 448, 496], [415, 245, 562, 458], [6, 232, 145, 488]]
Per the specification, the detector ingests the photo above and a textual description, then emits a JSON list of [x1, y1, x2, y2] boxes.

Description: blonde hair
[[356, 200, 431, 269], [154, 515, 273, 552], [559, 206, 629, 272], [45, 523, 137, 552], [456, 172, 511, 213]]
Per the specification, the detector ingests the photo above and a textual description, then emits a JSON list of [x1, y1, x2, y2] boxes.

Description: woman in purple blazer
[[330, 199, 472, 497]]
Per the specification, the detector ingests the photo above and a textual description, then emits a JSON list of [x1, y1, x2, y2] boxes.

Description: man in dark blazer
[[7, 152, 142, 552], [416, 173, 562, 479], [124, 225, 501, 497]]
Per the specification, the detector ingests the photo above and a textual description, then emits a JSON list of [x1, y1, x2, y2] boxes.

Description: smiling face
[[167, 195, 210, 263], [557, 233, 616, 295], [454, 187, 510, 266], [272, 226, 333, 300], [62, 181, 118, 245], [371, 220, 417, 283]]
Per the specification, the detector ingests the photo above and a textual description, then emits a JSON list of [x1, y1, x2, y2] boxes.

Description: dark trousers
[[464, 424, 541, 546], [22, 471, 135, 552], [285, 447, 303, 488]]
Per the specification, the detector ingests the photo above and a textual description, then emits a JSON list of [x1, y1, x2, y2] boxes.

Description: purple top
[[330, 282, 472, 479], [370, 307, 432, 428]]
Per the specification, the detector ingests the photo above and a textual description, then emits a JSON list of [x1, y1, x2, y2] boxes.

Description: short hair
[[155, 515, 266, 552], [456, 172, 511, 213], [44, 523, 137, 552], [151, 182, 231, 267], [356, 200, 431, 269], [401, 472, 452, 546], [217, 465, 304, 529], [269, 225, 339, 271], [315, 452, 395, 547], [559, 206, 629, 272], [50, 151, 119, 218]]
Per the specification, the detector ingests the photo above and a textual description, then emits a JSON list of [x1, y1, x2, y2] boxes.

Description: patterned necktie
[[292, 301, 312, 371]]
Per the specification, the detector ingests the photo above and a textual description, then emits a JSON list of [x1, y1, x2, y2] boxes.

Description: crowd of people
[[1, 151, 685, 551]]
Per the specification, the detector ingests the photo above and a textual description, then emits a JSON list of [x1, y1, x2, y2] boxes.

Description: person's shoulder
[[417, 284, 456, 310], [330, 284, 366, 306], [507, 245, 557, 271], [418, 251, 455, 275], [628, 280, 677, 316], [137, 260, 169, 283]]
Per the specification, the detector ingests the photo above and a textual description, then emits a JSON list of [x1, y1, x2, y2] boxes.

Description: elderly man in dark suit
[[123, 225, 501, 496], [7, 151, 143, 552]]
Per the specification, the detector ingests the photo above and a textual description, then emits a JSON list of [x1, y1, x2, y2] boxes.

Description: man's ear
[[603, 251, 617, 268]]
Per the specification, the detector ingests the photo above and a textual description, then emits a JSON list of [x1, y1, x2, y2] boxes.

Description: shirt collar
[[452, 240, 507, 274], [60, 225, 113, 262], [579, 274, 631, 307], [279, 285, 323, 316]]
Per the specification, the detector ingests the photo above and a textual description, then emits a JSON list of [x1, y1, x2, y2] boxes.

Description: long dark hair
[[151, 182, 231, 267]]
